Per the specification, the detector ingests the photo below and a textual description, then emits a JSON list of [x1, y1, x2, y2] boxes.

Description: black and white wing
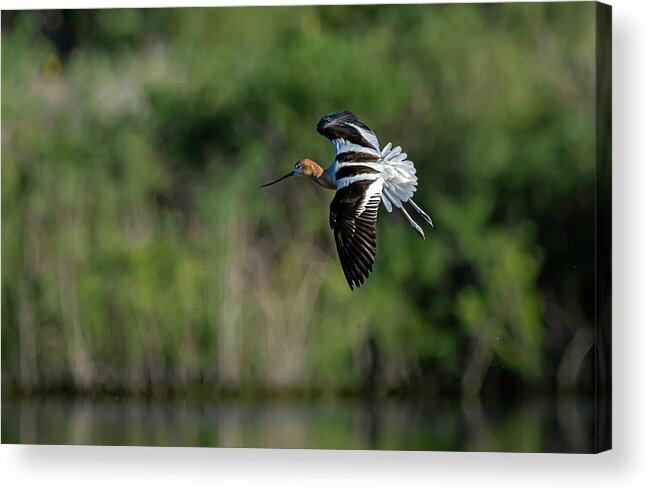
[[316, 111, 382, 160], [329, 179, 383, 290]]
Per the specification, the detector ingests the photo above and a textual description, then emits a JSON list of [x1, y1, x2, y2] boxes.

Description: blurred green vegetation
[[2, 4, 597, 398]]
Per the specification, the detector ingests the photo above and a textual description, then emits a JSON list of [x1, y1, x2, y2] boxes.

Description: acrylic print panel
[[1, 2, 611, 453]]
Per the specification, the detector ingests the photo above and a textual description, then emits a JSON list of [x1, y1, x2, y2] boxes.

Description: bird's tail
[[379, 143, 433, 236], [379, 143, 417, 212]]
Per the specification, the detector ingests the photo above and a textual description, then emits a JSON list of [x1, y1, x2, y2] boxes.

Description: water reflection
[[1, 395, 594, 452]]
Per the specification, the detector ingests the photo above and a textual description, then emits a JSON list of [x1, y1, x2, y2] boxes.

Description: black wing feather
[[317, 111, 381, 154], [329, 180, 381, 290]]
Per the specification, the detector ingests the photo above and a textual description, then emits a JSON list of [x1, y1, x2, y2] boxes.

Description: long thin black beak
[[260, 171, 294, 188]]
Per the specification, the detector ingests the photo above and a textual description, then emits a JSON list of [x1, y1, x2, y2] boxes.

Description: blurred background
[[2, 3, 600, 451]]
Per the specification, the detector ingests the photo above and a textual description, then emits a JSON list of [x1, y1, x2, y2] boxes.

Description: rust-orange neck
[[299, 159, 336, 190]]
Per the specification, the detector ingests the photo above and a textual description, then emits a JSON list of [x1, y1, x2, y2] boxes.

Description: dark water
[[1, 395, 595, 453]]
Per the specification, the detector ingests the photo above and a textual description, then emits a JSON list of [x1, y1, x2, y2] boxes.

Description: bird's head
[[260, 159, 321, 187]]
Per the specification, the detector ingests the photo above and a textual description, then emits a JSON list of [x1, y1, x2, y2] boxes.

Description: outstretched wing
[[317, 111, 382, 159], [329, 179, 383, 290]]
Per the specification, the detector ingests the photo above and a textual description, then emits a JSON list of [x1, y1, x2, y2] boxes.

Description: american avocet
[[261, 111, 433, 290]]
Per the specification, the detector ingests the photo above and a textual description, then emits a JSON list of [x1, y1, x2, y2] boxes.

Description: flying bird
[[261, 111, 432, 290]]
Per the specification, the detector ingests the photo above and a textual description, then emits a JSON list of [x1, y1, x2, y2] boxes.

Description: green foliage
[[1, 4, 596, 396]]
